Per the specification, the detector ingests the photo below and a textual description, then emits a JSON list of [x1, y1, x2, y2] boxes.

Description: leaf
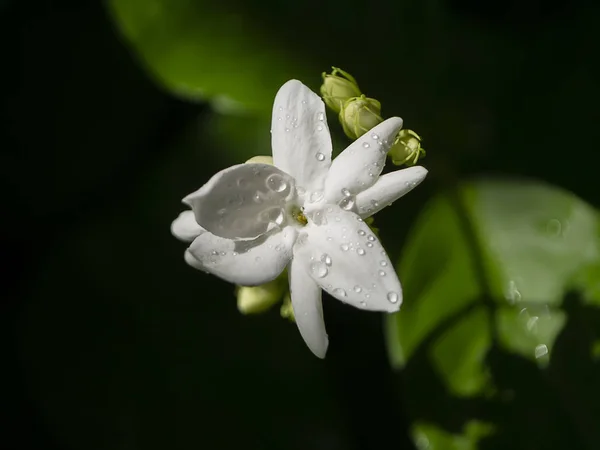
[[412, 421, 495, 450], [107, 0, 316, 116], [386, 178, 600, 447]]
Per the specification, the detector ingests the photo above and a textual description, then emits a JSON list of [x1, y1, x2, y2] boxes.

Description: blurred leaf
[[386, 178, 600, 448], [107, 0, 316, 116], [412, 421, 495, 450]]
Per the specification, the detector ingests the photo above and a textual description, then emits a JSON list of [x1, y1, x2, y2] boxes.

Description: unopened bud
[[245, 155, 273, 165], [236, 277, 285, 314], [320, 67, 362, 113], [389, 129, 426, 166], [339, 95, 383, 140]]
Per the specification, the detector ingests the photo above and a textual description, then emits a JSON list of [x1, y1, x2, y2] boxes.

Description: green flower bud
[[320, 67, 362, 113], [388, 129, 426, 166], [245, 155, 273, 165], [280, 293, 295, 322], [236, 276, 285, 314], [339, 95, 383, 140]]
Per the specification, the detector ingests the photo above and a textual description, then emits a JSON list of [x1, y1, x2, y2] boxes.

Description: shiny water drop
[[255, 256, 262, 262], [315, 152, 325, 161], [321, 253, 332, 266], [253, 193, 263, 203], [339, 195, 355, 211], [285, 128, 290, 132], [357, 248, 366, 256], [367, 235, 375, 241], [379, 270, 386, 277], [211, 250, 219, 256], [366, 242, 374, 248], [326, 237, 333, 241], [387, 292, 399, 303], [360, 300, 367, 306], [317, 112, 324, 121], [354, 285, 362, 293], [370, 199, 379, 207], [340, 243, 349, 252], [317, 125, 324, 131], [341, 188, 351, 197], [309, 190, 324, 203], [358, 229, 366, 236], [380, 261, 388, 267], [535, 344, 548, 359], [333, 288, 347, 297], [363, 142, 370, 148], [371, 133, 379, 140], [310, 261, 329, 278], [266, 174, 288, 193], [232, 252, 238, 256]]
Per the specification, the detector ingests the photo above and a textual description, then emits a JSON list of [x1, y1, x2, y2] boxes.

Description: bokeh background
[[3, 0, 600, 449]]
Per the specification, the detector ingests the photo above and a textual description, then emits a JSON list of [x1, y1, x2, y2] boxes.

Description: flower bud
[[388, 129, 426, 166], [236, 277, 285, 314], [320, 67, 362, 113], [245, 155, 273, 165], [339, 95, 383, 140]]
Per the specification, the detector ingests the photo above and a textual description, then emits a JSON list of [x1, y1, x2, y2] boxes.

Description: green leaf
[[386, 178, 600, 447], [107, 0, 316, 116], [412, 421, 495, 450]]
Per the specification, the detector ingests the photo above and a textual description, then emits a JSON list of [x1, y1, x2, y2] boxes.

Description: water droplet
[[387, 292, 399, 303], [253, 193, 263, 203], [367, 235, 375, 242], [363, 142, 370, 148], [339, 195, 355, 211], [279, 106, 283, 112], [354, 285, 362, 293], [340, 243, 349, 252], [358, 230, 366, 236], [317, 125, 323, 131], [232, 252, 238, 256], [266, 174, 288, 193], [211, 250, 218, 256], [301, 100, 307, 105], [255, 256, 262, 262], [326, 237, 333, 241], [309, 190, 324, 203], [379, 270, 386, 276], [316, 152, 325, 161], [275, 244, 282, 251], [317, 112, 324, 121], [546, 219, 563, 237], [370, 199, 379, 207], [360, 300, 367, 306], [357, 248, 366, 256], [310, 261, 329, 278], [341, 188, 351, 197], [335, 216, 341, 222], [380, 261, 388, 267], [321, 254, 332, 266], [505, 280, 522, 304], [356, 217, 363, 222], [366, 242, 374, 248], [535, 344, 548, 359], [333, 288, 347, 297], [371, 133, 379, 140]]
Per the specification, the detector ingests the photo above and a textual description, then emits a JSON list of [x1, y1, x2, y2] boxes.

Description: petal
[[187, 227, 297, 285], [183, 163, 296, 239], [294, 205, 402, 312], [271, 80, 333, 193], [171, 210, 205, 242], [289, 255, 328, 358], [355, 166, 428, 218], [323, 117, 404, 204]]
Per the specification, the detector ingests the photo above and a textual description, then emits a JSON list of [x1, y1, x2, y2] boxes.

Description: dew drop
[[326, 237, 333, 242], [360, 300, 367, 306], [363, 142, 370, 148], [370, 199, 379, 207], [379, 270, 386, 277], [371, 133, 379, 140], [310, 261, 329, 278], [316, 152, 325, 161], [253, 193, 263, 203], [341, 188, 351, 197], [210, 250, 218, 256], [387, 292, 399, 304], [366, 242, 374, 248], [357, 248, 366, 256], [380, 261, 388, 267], [339, 195, 355, 211], [354, 285, 362, 293], [333, 288, 347, 297], [367, 235, 375, 241], [321, 253, 332, 266], [232, 252, 238, 256], [317, 125, 324, 131], [266, 174, 288, 193], [317, 112, 324, 121], [255, 256, 262, 262], [535, 344, 548, 359], [340, 243, 349, 252], [358, 229, 366, 236], [309, 190, 324, 203]]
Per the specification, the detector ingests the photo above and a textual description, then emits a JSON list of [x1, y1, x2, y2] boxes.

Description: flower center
[[291, 206, 308, 226]]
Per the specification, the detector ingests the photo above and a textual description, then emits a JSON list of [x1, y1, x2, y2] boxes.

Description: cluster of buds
[[320, 67, 425, 166]]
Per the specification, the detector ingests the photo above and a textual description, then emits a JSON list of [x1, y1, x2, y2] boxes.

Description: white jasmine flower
[[171, 80, 427, 358]]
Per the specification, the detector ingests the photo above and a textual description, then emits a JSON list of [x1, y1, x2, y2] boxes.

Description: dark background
[[2, 0, 599, 449]]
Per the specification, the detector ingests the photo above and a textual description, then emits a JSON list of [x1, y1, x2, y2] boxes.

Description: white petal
[[294, 205, 402, 313], [183, 163, 296, 239], [171, 210, 205, 242], [187, 227, 297, 285], [289, 255, 328, 358], [355, 166, 428, 218], [271, 80, 332, 193], [323, 117, 404, 205]]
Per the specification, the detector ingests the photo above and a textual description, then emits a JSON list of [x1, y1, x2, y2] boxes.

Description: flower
[[339, 95, 384, 140], [320, 67, 362, 113], [171, 80, 428, 358]]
